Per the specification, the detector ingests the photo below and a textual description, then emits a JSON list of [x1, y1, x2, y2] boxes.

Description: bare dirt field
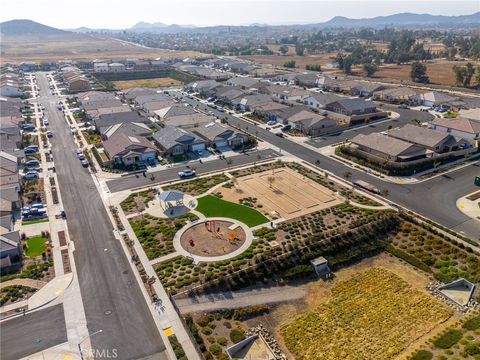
[[113, 77, 182, 89], [242, 52, 338, 70], [246, 253, 459, 360], [221, 168, 342, 220], [1, 34, 204, 63], [355, 60, 480, 87]]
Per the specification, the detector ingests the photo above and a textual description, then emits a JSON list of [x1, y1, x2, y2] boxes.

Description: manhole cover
[[104, 310, 112, 315]]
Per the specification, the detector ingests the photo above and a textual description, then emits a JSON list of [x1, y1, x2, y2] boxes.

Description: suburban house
[[142, 99, 176, 115], [108, 63, 126, 72], [133, 94, 171, 109], [388, 124, 467, 153], [94, 111, 148, 132], [250, 102, 290, 121], [303, 93, 342, 109], [154, 105, 197, 122], [268, 86, 311, 103], [316, 76, 338, 90], [226, 77, 263, 90], [211, 86, 245, 104], [458, 108, 480, 122], [295, 73, 320, 87], [286, 110, 340, 136], [430, 118, 480, 143], [93, 63, 109, 73], [351, 83, 385, 97], [103, 133, 158, 166], [101, 122, 152, 140], [231, 94, 272, 111], [61, 66, 91, 93], [350, 133, 430, 162], [0, 79, 21, 97], [411, 91, 460, 107], [0, 230, 21, 271], [123, 88, 156, 102], [193, 123, 248, 149], [153, 126, 206, 157], [325, 98, 378, 117], [186, 80, 221, 95], [163, 113, 213, 129], [373, 87, 419, 103]]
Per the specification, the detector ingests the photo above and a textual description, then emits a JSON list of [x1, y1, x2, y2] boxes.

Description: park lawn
[[26, 236, 48, 257], [196, 195, 268, 227]]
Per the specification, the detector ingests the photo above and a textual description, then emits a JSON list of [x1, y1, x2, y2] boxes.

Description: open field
[[221, 168, 342, 220], [242, 52, 338, 69], [280, 267, 453, 360], [0, 34, 204, 63], [113, 77, 182, 89], [355, 60, 480, 87]]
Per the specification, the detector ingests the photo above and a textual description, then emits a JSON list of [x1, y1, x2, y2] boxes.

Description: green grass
[[26, 236, 48, 257], [410, 350, 433, 360], [196, 195, 268, 227], [463, 315, 480, 331], [22, 218, 49, 225]]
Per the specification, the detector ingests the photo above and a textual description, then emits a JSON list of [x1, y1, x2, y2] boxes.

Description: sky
[[1, 0, 479, 29]]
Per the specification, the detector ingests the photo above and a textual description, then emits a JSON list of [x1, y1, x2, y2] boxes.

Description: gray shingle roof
[[388, 124, 451, 148], [153, 126, 203, 150]]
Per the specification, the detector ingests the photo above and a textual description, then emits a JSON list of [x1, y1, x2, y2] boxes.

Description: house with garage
[[94, 111, 148, 132], [122, 87, 156, 102], [411, 91, 460, 108], [226, 77, 263, 90], [351, 83, 385, 97], [250, 102, 290, 122], [295, 73, 320, 87], [388, 124, 467, 153], [269, 86, 311, 103], [286, 110, 340, 136], [103, 133, 158, 166], [429, 118, 480, 144], [350, 133, 430, 162], [231, 94, 272, 111], [186, 80, 221, 95], [101, 122, 152, 140], [93, 62, 109, 73], [211, 86, 245, 105], [163, 113, 213, 130], [304, 93, 342, 110], [325, 98, 380, 123], [154, 104, 197, 122], [373, 87, 420, 103], [193, 123, 248, 149], [316, 75, 338, 90], [0, 79, 21, 98], [152, 126, 206, 157]]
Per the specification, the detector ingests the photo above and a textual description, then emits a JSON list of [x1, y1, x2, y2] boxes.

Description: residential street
[[35, 72, 168, 360], [1, 304, 67, 360], [178, 94, 480, 240], [106, 148, 280, 192]]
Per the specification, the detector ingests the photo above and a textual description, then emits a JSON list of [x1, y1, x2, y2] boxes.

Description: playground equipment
[[227, 230, 238, 243]]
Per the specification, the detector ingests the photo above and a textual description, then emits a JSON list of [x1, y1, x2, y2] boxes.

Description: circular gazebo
[[159, 190, 185, 210]]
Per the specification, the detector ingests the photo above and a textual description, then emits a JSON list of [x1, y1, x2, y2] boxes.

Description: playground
[[221, 168, 342, 220], [179, 219, 247, 258]]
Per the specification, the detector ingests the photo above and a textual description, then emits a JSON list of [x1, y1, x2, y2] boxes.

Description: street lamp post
[[78, 329, 103, 360]]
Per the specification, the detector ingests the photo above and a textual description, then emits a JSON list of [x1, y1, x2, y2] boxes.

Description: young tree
[[295, 44, 305, 56], [278, 45, 289, 55], [283, 60, 296, 68], [410, 62, 429, 83], [363, 63, 378, 77]]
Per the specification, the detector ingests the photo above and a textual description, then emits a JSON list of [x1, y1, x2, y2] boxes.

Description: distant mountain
[[321, 12, 480, 28], [0, 19, 68, 36], [128, 22, 196, 33]]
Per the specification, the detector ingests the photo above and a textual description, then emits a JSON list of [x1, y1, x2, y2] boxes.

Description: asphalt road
[[107, 148, 280, 192], [1, 304, 67, 360], [36, 72, 168, 360], [178, 93, 480, 240]]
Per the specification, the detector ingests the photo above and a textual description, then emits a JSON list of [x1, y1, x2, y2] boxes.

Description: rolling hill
[[0, 19, 69, 36]]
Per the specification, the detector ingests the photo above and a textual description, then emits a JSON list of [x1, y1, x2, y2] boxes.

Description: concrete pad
[[28, 273, 73, 310]]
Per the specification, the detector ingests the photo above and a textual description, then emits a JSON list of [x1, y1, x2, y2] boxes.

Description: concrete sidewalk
[[457, 191, 480, 224]]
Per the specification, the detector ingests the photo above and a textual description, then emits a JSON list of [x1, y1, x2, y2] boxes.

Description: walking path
[[457, 191, 480, 224], [175, 284, 307, 313]]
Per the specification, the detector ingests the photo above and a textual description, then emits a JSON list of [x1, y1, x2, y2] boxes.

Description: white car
[[42, 119, 49, 126], [78, 153, 85, 160], [266, 120, 277, 126], [23, 171, 39, 180], [178, 169, 196, 178]]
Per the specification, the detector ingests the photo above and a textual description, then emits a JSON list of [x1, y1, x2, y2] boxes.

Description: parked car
[[47, 130, 53, 138], [275, 132, 284, 138], [22, 124, 37, 132], [267, 120, 277, 126], [24, 159, 40, 168], [22, 171, 39, 180], [81, 160, 89, 167], [78, 153, 85, 160], [281, 124, 292, 132], [178, 169, 196, 178], [398, 104, 409, 109], [24, 146, 39, 154], [42, 119, 49, 126]]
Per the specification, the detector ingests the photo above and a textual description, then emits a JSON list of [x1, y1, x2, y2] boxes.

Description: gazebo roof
[[160, 190, 184, 202]]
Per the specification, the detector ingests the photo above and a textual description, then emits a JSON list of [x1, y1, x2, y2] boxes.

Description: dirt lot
[[242, 51, 338, 70], [113, 77, 182, 89], [1, 34, 204, 63], [247, 253, 459, 360], [355, 60, 480, 87], [221, 168, 342, 220]]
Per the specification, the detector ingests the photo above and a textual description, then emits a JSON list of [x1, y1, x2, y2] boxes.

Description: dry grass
[[242, 51, 338, 69], [355, 60, 480, 87], [280, 267, 453, 360], [113, 77, 182, 89], [0, 34, 204, 63]]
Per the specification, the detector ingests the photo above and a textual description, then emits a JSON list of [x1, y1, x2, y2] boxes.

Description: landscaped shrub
[[209, 344, 222, 356], [433, 329, 463, 349], [462, 315, 480, 331], [410, 350, 433, 360], [462, 343, 480, 356], [283, 264, 313, 280], [232, 305, 269, 321], [168, 335, 186, 359], [229, 329, 246, 344], [202, 327, 213, 335], [217, 337, 228, 346]]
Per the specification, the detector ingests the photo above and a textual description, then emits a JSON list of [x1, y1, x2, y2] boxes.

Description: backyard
[[280, 268, 452, 360], [196, 195, 268, 227]]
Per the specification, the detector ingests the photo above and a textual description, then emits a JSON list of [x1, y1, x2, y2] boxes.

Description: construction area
[[222, 168, 342, 220]]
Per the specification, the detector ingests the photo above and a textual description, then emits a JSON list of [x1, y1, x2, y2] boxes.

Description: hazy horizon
[[1, 0, 478, 30]]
